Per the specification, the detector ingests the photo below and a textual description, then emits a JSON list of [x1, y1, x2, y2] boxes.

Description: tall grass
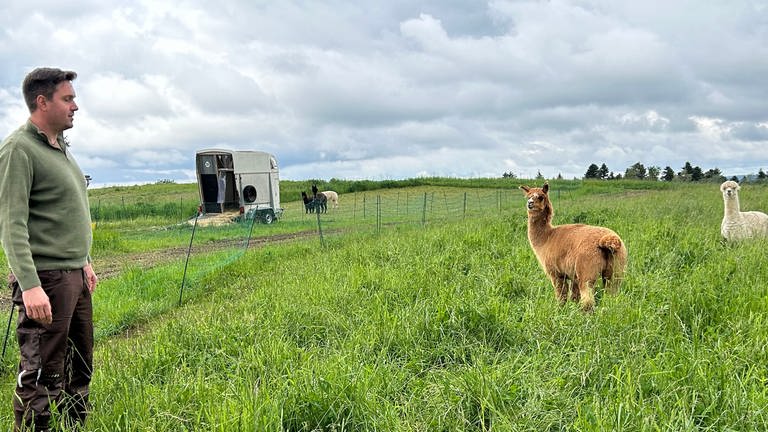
[[2, 181, 767, 430]]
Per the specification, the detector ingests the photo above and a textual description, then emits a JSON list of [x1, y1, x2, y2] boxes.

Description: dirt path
[[0, 229, 326, 310], [96, 230, 320, 280]]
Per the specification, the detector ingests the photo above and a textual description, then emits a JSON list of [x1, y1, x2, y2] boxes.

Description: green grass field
[[1, 179, 767, 431]]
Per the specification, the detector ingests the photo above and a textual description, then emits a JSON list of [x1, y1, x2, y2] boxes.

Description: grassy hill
[[84, 177, 678, 226], [2, 178, 767, 430]]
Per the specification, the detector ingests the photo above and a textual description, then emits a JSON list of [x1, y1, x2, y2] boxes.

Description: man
[[0, 68, 98, 430]]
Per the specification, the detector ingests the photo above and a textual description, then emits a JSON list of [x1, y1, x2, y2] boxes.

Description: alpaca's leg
[[606, 273, 625, 295], [570, 277, 580, 302], [603, 253, 625, 295], [577, 279, 596, 312], [601, 267, 616, 295], [550, 273, 568, 305]]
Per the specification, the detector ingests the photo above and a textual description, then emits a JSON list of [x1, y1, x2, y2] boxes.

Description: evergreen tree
[[647, 166, 661, 181], [625, 162, 647, 180], [691, 166, 703, 181], [684, 161, 694, 175], [584, 164, 600, 179], [598, 163, 609, 180], [703, 168, 725, 182], [662, 166, 675, 181], [678, 162, 697, 181]]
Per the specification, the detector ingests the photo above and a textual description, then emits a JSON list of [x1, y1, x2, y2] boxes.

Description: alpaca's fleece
[[321, 191, 339, 209], [520, 183, 627, 312], [720, 181, 768, 241], [313, 192, 328, 213]]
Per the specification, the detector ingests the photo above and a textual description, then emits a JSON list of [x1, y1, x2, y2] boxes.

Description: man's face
[[44, 81, 78, 132]]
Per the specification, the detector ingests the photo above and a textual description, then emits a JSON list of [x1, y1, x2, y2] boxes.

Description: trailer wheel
[[262, 211, 275, 224]]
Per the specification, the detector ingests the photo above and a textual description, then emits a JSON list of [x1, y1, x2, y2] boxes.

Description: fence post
[[422, 192, 427, 225], [2, 291, 16, 358], [178, 209, 200, 306], [315, 207, 326, 247], [405, 192, 409, 216], [463, 192, 467, 219], [430, 193, 435, 213], [245, 208, 258, 250]]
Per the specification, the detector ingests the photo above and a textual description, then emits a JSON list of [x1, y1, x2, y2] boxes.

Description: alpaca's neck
[[527, 205, 554, 245], [724, 195, 741, 219]]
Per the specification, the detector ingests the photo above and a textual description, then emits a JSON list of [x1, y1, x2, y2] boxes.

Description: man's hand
[[21, 286, 52, 325], [84, 263, 98, 293]]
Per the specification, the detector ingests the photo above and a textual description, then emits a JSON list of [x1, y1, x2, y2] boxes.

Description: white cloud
[[618, 110, 670, 132], [689, 116, 731, 141]]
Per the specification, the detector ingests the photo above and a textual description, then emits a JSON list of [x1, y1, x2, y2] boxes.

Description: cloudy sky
[[1, 1, 766, 187]]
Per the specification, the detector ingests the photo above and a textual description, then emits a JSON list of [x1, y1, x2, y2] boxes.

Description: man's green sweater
[[0, 120, 92, 291]]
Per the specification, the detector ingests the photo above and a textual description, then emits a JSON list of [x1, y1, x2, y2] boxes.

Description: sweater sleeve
[[0, 145, 40, 290]]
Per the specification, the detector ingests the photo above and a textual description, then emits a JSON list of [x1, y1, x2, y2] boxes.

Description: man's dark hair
[[22, 67, 77, 112]]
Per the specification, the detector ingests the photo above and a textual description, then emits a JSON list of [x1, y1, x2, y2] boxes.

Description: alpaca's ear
[[542, 183, 549, 193], [520, 186, 530, 193]]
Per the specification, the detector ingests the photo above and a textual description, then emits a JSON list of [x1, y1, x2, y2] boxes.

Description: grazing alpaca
[[520, 183, 627, 312], [307, 184, 328, 213], [301, 191, 314, 214], [321, 191, 339, 209], [720, 180, 768, 241], [313, 192, 327, 213]]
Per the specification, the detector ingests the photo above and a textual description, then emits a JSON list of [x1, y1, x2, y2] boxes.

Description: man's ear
[[35, 94, 49, 111]]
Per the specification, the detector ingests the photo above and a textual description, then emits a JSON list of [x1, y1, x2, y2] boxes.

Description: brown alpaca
[[519, 183, 627, 311]]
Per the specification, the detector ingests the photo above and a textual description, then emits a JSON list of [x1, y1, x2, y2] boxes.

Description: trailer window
[[217, 154, 234, 170], [243, 185, 257, 203]]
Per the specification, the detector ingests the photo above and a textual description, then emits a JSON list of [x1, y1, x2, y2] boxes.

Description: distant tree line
[[503, 170, 564, 181], [582, 161, 767, 183]]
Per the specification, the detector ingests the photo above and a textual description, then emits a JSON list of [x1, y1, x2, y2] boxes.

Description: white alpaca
[[720, 181, 768, 241], [321, 191, 339, 209]]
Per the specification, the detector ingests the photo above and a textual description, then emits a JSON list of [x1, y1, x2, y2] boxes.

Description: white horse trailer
[[195, 149, 283, 224]]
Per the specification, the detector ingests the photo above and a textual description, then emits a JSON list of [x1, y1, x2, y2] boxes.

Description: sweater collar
[[24, 119, 69, 151]]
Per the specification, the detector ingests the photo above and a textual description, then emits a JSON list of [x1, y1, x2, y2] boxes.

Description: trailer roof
[[196, 148, 275, 157]]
